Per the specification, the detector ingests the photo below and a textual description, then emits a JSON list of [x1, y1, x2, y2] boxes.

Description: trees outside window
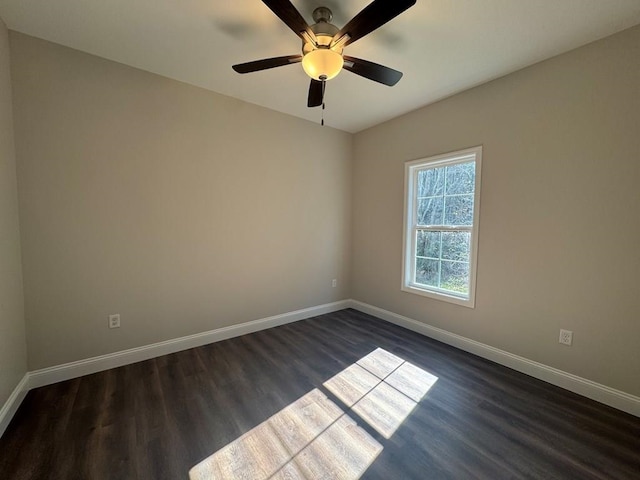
[[402, 147, 482, 307]]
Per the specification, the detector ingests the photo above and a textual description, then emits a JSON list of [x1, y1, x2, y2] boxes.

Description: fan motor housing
[[303, 8, 341, 56]]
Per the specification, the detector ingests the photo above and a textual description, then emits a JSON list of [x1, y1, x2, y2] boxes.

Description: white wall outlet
[[332, 279, 337, 288], [559, 329, 572, 346], [108, 314, 121, 329]]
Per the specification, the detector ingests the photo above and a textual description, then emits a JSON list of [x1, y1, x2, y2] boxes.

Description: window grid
[[410, 162, 474, 295]]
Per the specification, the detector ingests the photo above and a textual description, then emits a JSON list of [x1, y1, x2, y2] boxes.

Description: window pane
[[444, 194, 474, 225], [440, 260, 469, 294], [445, 162, 475, 195], [441, 231, 470, 261], [417, 168, 444, 197], [417, 197, 443, 225], [416, 231, 441, 258], [416, 258, 439, 287]]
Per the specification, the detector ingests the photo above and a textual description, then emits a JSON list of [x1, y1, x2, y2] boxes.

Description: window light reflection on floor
[[324, 348, 438, 439], [189, 348, 437, 479]]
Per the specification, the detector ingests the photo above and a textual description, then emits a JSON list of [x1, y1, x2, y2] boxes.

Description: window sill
[[401, 284, 475, 308]]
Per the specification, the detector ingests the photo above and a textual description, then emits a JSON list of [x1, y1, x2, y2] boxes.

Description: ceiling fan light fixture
[[302, 48, 343, 81], [232, 0, 416, 109]]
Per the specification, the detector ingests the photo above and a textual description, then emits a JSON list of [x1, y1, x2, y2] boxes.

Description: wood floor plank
[[1, 309, 639, 479]]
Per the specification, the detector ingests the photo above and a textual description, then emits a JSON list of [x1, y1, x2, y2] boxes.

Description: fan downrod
[[312, 7, 333, 24]]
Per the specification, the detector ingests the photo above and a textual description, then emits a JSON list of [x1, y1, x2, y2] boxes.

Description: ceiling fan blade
[[262, 0, 315, 42], [342, 56, 403, 86], [307, 79, 324, 108], [332, 0, 416, 47], [232, 55, 302, 74]]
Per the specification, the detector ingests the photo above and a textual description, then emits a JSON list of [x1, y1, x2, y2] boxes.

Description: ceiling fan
[[232, 0, 416, 108]]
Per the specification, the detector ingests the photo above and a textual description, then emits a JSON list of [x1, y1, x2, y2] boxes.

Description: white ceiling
[[1, 0, 639, 133]]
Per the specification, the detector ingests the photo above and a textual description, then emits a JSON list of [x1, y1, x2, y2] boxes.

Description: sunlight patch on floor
[[324, 348, 438, 439], [189, 348, 437, 479], [189, 389, 381, 479]]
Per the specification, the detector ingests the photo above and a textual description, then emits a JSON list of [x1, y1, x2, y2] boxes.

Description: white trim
[[349, 300, 640, 417], [27, 300, 350, 390], [0, 300, 348, 437], [0, 374, 29, 437], [3, 297, 638, 439]]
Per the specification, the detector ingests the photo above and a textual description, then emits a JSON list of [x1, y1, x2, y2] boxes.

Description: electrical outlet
[[109, 314, 121, 329], [332, 279, 337, 288], [559, 329, 572, 346]]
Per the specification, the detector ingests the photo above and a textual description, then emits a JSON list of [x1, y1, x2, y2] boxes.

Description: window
[[402, 146, 482, 307]]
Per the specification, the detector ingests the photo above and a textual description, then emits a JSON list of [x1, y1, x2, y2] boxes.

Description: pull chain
[[321, 79, 326, 126]]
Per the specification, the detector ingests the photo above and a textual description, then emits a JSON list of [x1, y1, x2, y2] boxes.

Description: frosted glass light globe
[[302, 48, 343, 81]]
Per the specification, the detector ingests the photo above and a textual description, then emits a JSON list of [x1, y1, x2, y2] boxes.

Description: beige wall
[[0, 18, 27, 406], [352, 25, 640, 396], [10, 33, 352, 370]]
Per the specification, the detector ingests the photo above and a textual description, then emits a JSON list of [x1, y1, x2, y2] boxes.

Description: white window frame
[[402, 146, 482, 308]]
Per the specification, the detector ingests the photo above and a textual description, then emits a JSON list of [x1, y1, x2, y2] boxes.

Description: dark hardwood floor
[[1, 309, 639, 479]]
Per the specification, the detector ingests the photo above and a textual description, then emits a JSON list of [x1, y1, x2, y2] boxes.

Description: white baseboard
[[349, 300, 640, 417], [0, 374, 29, 437], [3, 297, 637, 440], [27, 300, 350, 390]]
